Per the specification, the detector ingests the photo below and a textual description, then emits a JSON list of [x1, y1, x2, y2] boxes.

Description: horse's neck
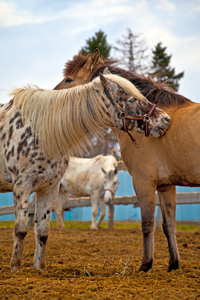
[[16, 84, 112, 157], [112, 127, 126, 141]]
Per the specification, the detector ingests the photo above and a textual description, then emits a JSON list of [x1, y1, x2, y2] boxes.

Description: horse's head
[[98, 73, 171, 139], [54, 49, 100, 90], [101, 165, 118, 205], [54, 49, 171, 139]]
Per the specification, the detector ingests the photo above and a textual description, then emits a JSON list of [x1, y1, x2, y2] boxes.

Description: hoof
[[33, 261, 46, 272], [167, 260, 180, 272], [58, 226, 66, 231], [33, 265, 46, 272], [90, 225, 98, 230], [11, 266, 21, 272], [10, 259, 21, 272], [138, 260, 153, 273]]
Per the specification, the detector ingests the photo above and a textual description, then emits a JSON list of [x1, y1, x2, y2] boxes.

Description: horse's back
[[60, 156, 105, 196]]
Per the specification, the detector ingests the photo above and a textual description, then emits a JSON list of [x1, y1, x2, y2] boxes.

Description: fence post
[[29, 214, 35, 227], [108, 204, 114, 228], [156, 206, 162, 230]]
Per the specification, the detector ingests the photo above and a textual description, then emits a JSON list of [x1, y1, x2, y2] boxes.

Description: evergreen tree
[[150, 42, 184, 91], [80, 30, 111, 59], [79, 31, 118, 158], [114, 28, 150, 74]]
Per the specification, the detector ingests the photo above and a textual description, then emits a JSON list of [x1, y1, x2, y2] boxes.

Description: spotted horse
[[0, 73, 170, 272]]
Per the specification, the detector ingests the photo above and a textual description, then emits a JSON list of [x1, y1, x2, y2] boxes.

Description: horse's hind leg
[[134, 180, 156, 273], [157, 186, 180, 272], [10, 187, 30, 271], [33, 184, 59, 271]]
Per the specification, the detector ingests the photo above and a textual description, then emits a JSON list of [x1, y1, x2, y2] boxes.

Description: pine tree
[[80, 30, 111, 59], [150, 42, 184, 91], [114, 28, 150, 74], [79, 31, 118, 157]]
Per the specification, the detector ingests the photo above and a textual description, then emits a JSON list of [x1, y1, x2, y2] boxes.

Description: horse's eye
[[128, 97, 135, 103], [65, 78, 73, 83]]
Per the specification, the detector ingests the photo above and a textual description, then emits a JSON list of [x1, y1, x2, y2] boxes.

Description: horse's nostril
[[165, 116, 171, 124]]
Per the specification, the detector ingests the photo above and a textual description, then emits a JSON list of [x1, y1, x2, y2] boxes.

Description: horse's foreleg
[[90, 191, 99, 230], [10, 187, 30, 271], [134, 181, 156, 273], [33, 184, 59, 271], [97, 197, 106, 227], [157, 185, 180, 272]]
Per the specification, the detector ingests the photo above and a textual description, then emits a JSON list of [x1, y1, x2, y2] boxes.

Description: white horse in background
[[54, 155, 118, 230]]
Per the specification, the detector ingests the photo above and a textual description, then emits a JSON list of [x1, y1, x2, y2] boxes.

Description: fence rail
[[0, 192, 200, 228]]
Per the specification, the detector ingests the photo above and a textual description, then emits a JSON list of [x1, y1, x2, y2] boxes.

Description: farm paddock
[[0, 221, 199, 300]]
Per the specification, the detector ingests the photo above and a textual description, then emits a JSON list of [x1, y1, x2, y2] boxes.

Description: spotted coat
[[0, 101, 68, 271]]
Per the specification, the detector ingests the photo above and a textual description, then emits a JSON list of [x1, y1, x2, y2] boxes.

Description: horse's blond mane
[[99, 74, 147, 102], [10, 74, 147, 158], [10, 79, 112, 157]]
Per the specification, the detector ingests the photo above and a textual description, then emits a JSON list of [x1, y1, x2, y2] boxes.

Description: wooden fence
[[0, 192, 200, 228]]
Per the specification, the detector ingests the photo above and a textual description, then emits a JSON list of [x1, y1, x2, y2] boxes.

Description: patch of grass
[[0, 220, 14, 228], [52, 221, 91, 230], [176, 222, 199, 232], [99, 221, 141, 229], [0, 220, 199, 232], [51, 220, 142, 230]]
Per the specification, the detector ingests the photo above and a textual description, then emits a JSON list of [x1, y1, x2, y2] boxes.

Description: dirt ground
[[0, 222, 200, 300]]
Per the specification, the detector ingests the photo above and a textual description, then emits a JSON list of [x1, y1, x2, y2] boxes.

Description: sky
[[0, 0, 200, 103]]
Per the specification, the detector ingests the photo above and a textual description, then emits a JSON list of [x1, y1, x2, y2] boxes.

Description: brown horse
[[54, 49, 199, 273]]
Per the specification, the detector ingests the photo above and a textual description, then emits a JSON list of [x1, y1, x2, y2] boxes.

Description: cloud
[[155, 0, 176, 13], [0, 1, 62, 27], [0, 0, 130, 28], [0, 1, 47, 27], [0, 1, 32, 26]]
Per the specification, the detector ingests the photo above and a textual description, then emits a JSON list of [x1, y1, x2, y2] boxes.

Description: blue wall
[[0, 192, 14, 221], [1, 171, 200, 222], [52, 171, 200, 222]]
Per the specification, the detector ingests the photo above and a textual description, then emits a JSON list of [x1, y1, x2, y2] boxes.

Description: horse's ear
[[101, 167, 106, 174], [84, 48, 100, 71], [100, 73, 118, 93], [103, 67, 111, 75]]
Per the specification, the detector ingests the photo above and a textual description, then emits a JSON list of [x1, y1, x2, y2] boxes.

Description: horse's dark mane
[[64, 53, 116, 76], [90, 65, 192, 107], [64, 54, 193, 107], [64, 53, 87, 76]]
